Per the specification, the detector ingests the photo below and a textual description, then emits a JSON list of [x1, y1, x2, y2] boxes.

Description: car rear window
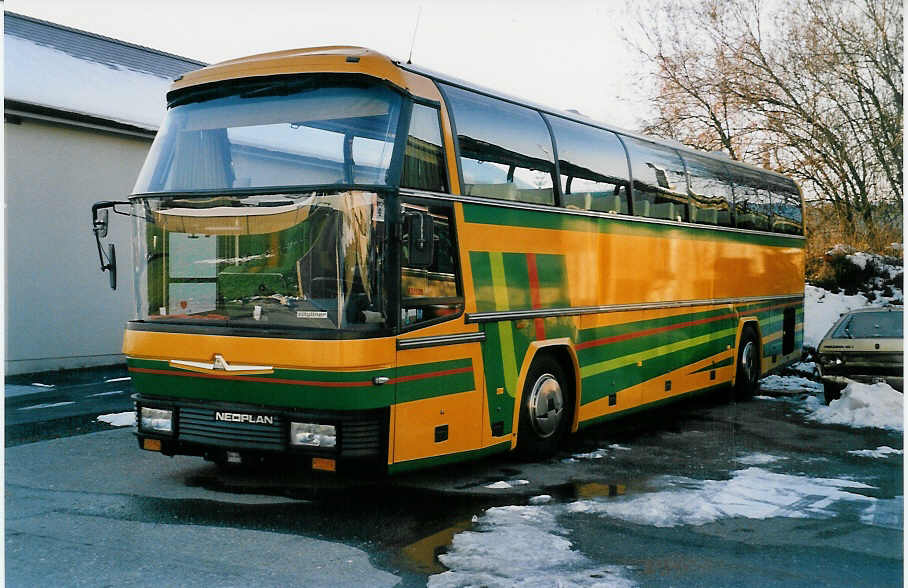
[[832, 311, 903, 339]]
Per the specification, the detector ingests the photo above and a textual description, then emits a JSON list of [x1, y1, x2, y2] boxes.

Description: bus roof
[[170, 45, 796, 188]]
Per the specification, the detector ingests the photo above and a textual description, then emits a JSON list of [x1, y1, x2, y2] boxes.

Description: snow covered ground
[[428, 505, 637, 588], [567, 467, 879, 528], [97, 411, 135, 427], [800, 382, 903, 432]]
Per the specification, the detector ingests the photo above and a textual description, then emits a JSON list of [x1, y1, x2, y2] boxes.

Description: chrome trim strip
[[464, 294, 805, 324], [399, 188, 806, 241], [170, 355, 273, 372], [397, 332, 487, 350]]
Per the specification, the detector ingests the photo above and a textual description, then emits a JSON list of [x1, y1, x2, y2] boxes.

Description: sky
[[4, 0, 656, 130]]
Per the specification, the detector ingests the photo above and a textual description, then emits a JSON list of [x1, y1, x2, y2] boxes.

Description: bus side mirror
[[405, 211, 434, 268], [94, 208, 109, 238], [106, 243, 117, 291], [91, 200, 127, 290]]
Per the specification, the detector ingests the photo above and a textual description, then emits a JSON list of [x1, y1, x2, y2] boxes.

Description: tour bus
[[92, 46, 804, 474]]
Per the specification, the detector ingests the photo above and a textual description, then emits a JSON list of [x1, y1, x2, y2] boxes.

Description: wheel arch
[[509, 338, 580, 450], [731, 318, 763, 387]]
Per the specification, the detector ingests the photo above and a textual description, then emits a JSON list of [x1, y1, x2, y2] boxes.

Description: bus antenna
[[407, 6, 422, 64]]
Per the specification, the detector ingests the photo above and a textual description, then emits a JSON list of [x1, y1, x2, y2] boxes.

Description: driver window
[[401, 201, 463, 328]]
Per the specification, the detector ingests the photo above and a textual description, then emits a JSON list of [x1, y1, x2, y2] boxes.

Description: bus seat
[[716, 210, 731, 226], [516, 188, 555, 205], [598, 194, 624, 214], [692, 207, 718, 224], [635, 199, 651, 217], [465, 182, 519, 201], [563, 192, 592, 209], [652, 202, 675, 220]]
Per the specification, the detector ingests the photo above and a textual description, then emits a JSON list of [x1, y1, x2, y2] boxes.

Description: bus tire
[[516, 355, 572, 458], [734, 326, 760, 398]]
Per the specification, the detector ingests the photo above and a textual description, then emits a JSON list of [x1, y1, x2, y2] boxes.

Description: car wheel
[[517, 355, 572, 458], [734, 327, 760, 398], [823, 382, 843, 405]]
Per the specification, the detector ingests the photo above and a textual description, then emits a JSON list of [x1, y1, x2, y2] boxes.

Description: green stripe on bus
[[128, 357, 474, 410], [581, 337, 735, 404], [490, 252, 519, 397], [577, 319, 737, 365], [690, 357, 735, 374], [395, 358, 475, 404], [462, 204, 805, 249], [580, 327, 738, 379]]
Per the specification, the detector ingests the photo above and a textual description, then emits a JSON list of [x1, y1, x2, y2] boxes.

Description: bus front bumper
[[134, 394, 389, 473]]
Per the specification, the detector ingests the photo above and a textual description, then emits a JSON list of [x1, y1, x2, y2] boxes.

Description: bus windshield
[[132, 191, 389, 333], [134, 78, 403, 193]]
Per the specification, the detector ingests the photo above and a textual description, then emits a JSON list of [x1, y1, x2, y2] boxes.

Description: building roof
[[4, 12, 206, 132]]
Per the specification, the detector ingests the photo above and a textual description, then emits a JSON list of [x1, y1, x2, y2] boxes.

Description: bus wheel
[[517, 355, 572, 458], [734, 327, 760, 398]]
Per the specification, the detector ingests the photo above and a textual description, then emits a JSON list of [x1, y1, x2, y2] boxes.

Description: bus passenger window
[[441, 84, 556, 206], [771, 184, 804, 235], [733, 183, 772, 231], [401, 202, 464, 328], [623, 136, 689, 222], [545, 114, 630, 214], [401, 104, 448, 192], [682, 152, 734, 227]]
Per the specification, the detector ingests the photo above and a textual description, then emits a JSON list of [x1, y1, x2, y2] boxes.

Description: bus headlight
[[140, 407, 173, 434], [290, 422, 336, 447]]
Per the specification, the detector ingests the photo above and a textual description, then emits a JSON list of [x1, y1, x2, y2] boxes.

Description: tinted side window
[[623, 136, 689, 222], [401, 104, 448, 192], [401, 200, 464, 328], [730, 169, 772, 231], [681, 153, 734, 227], [771, 183, 803, 235], [442, 85, 555, 205], [545, 115, 630, 214]]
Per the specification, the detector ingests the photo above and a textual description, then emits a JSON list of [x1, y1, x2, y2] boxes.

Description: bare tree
[[629, 0, 902, 237]]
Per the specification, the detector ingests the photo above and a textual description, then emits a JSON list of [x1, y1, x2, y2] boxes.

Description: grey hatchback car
[[816, 306, 903, 403]]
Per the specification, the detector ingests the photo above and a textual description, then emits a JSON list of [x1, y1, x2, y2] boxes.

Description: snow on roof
[[4, 12, 205, 131]]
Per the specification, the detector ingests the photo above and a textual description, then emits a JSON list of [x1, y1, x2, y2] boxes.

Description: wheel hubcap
[[527, 373, 564, 438], [741, 340, 756, 383]]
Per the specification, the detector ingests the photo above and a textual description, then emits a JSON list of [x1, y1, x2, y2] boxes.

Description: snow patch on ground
[[848, 446, 903, 459], [573, 449, 609, 459], [485, 481, 513, 489], [759, 375, 823, 394], [485, 479, 531, 489], [804, 285, 870, 348], [567, 467, 878, 528], [790, 361, 817, 376], [736, 453, 785, 465], [573, 445, 630, 460], [802, 382, 903, 431], [429, 505, 637, 588], [97, 412, 135, 427]]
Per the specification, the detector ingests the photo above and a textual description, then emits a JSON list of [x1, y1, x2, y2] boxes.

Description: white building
[[4, 12, 205, 374]]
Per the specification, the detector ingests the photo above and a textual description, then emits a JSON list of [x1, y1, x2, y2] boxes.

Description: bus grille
[[179, 407, 283, 451], [338, 413, 384, 458]]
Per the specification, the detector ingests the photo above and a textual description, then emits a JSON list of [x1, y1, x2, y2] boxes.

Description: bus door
[[391, 201, 484, 466]]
